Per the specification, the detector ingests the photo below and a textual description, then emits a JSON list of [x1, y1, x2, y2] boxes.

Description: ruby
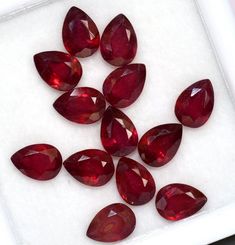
[[155, 183, 207, 221], [116, 157, 156, 205], [11, 144, 62, 180], [138, 124, 182, 167], [34, 51, 82, 91], [103, 64, 146, 108], [62, 7, 100, 57], [87, 203, 136, 242], [175, 79, 214, 128], [53, 87, 106, 124], [100, 106, 138, 157], [100, 14, 137, 66], [63, 149, 114, 186]]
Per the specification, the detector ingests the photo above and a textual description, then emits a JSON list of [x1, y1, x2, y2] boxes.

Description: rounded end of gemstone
[[11, 144, 62, 180], [175, 79, 214, 128]]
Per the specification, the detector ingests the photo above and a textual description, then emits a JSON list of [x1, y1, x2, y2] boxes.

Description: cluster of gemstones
[[10, 7, 214, 242]]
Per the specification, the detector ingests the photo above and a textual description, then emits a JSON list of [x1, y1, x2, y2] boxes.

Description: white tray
[[0, 0, 235, 244]]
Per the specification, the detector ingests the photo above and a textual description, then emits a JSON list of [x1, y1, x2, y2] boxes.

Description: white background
[[0, 0, 235, 244]]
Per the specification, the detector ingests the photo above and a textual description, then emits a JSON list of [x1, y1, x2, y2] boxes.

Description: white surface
[[0, 0, 235, 245], [196, 0, 235, 105], [0, 0, 59, 21]]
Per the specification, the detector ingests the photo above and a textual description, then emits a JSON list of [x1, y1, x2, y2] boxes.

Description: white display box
[[0, 0, 235, 244]]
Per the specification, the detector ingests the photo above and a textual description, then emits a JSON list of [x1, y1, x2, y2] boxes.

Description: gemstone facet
[[116, 157, 156, 205], [175, 79, 214, 128], [87, 203, 136, 242], [34, 51, 82, 91], [138, 124, 182, 167], [100, 14, 137, 66], [103, 64, 146, 108], [101, 106, 138, 157], [155, 183, 207, 221], [11, 144, 62, 180], [53, 87, 106, 124], [63, 149, 114, 186], [62, 7, 100, 57]]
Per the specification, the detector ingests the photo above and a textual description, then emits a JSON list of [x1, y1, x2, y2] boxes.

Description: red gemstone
[[34, 51, 82, 91], [63, 149, 114, 186], [11, 144, 62, 180], [103, 64, 146, 108], [138, 124, 182, 167], [101, 106, 138, 157], [116, 157, 156, 205], [53, 87, 106, 124], [175, 79, 214, 128], [156, 183, 207, 221], [87, 203, 136, 242], [100, 14, 137, 66], [62, 7, 100, 57]]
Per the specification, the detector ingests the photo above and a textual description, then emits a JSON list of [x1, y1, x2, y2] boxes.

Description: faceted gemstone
[[62, 7, 100, 57], [116, 157, 156, 205], [103, 64, 146, 108], [175, 79, 214, 128], [138, 124, 182, 167], [11, 144, 62, 180], [100, 14, 137, 66], [63, 149, 114, 186], [87, 203, 136, 242], [34, 51, 82, 91], [53, 87, 106, 124], [100, 106, 138, 157], [155, 183, 207, 221]]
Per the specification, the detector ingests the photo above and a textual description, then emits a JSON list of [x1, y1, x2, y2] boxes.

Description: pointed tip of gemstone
[[62, 7, 100, 57], [155, 183, 207, 221], [116, 157, 156, 205], [11, 144, 62, 180], [175, 79, 214, 128], [138, 123, 183, 167], [103, 63, 146, 108], [115, 13, 128, 20], [69, 6, 79, 11], [86, 203, 136, 242]]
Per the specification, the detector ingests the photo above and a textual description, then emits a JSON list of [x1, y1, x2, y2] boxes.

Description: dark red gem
[[103, 64, 146, 108], [116, 157, 156, 205], [156, 183, 207, 221], [138, 124, 182, 167], [63, 149, 114, 186], [62, 7, 100, 57], [100, 14, 137, 66], [175, 79, 214, 128], [87, 203, 136, 242], [11, 144, 62, 180], [100, 106, 138, 157], [34, 51, 82, 91], [53, 87, 106, 124]]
